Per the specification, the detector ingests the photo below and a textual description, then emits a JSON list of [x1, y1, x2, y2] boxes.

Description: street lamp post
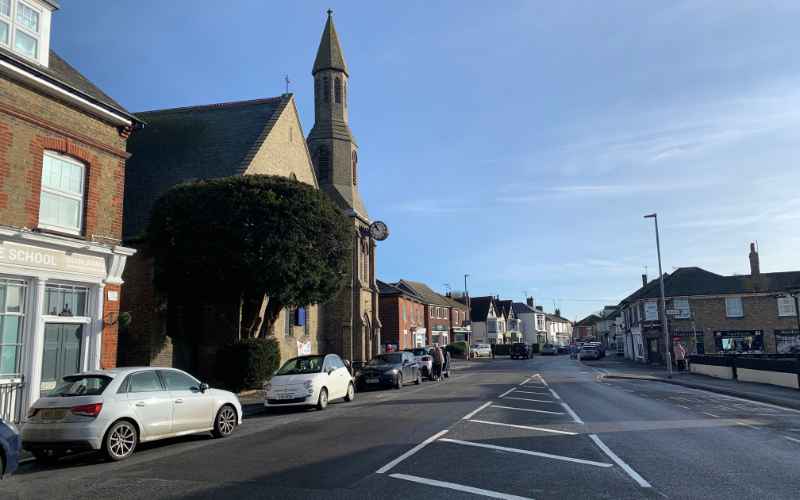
[[644, 213, 673, 379]]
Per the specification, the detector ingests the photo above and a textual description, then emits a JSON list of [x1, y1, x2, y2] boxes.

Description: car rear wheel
[[344, 383, 355, 402], [212, 404, 238, 438], [395, 373, 403, 389], [104, 420, 138, 461], [317, 388, 329, 410]]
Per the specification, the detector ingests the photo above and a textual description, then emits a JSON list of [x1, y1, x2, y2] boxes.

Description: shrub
[[216, 338, 281, 392], [492, 344, 511, 356], [446, 341, 469, 358]]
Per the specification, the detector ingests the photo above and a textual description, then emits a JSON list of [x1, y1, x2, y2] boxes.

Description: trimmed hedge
[[492, 344, 511, 356], [446, 341, 469, 358], [216, 338, 281, 392]]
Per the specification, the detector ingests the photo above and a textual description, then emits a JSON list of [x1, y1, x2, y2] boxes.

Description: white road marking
[[519, 377, 533, 386], [468, 419, 577, 435], [698, 390, 800, 415], [502, 396, 559, 404], [788, 428, 800, 432], [376, 429, 449, 474], [492, 404, 565, 415], [784, 436, 800, 444], [498, 387, 517, 399], [589, 434, 652, 488], [560, 401, 585, 425], [514, 390, 550, 395], [439, 438, 612, 468], [462, 401, 492, 420], [389, 473, 533, 500], [677, 405, 691, 410], [703, 412, 720, 418], [736, 421, 761, 431]]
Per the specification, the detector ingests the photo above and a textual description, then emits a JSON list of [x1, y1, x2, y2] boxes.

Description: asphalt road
[[3, 356, 800, 499]]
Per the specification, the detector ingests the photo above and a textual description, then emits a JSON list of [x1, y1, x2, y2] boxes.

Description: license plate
[[40, 408, 67, 420], [276, 393, 294, 400], [366, 378, 379, 384]]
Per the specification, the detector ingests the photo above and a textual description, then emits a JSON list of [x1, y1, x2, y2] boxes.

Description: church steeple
[[308, 10, 367, 216], [313, 10, 349, 77]]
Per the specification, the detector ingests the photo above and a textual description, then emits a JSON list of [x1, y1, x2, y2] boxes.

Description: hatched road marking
[[438, 438, 613, 468], [467, 419, 578, 435], [389, 473, 534, 500], [491, 404, 565, 415]]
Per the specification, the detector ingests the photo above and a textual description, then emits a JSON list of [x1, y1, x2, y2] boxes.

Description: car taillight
[[71, 403, 103, 417]]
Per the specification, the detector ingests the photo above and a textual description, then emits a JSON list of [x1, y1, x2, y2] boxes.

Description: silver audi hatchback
[[22, 367, 242, 462]]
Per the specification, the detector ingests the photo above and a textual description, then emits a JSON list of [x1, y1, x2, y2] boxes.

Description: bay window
[[39, 151, 86, 235], [0, 1, 41, 61]]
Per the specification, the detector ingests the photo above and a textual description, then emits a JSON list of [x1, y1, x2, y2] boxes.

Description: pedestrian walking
[[674, 342, 687, 371], [432, 344, 444, 381]]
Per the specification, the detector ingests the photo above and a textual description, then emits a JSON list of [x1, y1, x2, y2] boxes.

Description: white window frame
[[0, 0, 42, 61], [777, 296, 797, 317], [38, 151, 86, 235], [0, 278, 27, 378], [725, 297, 744, 318], [673, 298, 691, 319]]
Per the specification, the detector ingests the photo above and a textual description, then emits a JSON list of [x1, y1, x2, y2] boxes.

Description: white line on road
[[438, 438, 612, 468], [702, 412, 720, 418], [677, 405, 691, 410], [502, 396, 559, 404], [589, 434, 652, 488], [468, 419, 578, 435], [389, 473, 533, 500], [462, 401, 493, 420], [492, 405, 565, 415], [736, 421, 761, 431], [519, 377, 533, 386], [784, 436, 800, 444], [515, 390, 550, 395], [560, 401, 585, 425], [498, 387, 517, 399], [376, 429, 449, 474]]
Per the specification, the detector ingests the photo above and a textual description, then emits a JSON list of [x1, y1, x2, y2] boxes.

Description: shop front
[[0, 229, 133, 422], [412, 327, 427, 348], [673, 330, 705, 355], [713, 330, 764, 354], [774, 329, 799, 354], [431, 325, 449, 346]]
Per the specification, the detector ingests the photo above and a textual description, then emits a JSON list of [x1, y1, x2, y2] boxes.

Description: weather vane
[[284, 74, 291, 94]]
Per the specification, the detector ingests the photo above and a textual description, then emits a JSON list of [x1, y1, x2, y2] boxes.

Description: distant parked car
[[1, 418, 21, 478], [510, 343, 531, 359], [578, 346, 601, 361], [557, 345, 569, 354], [471, 343, 492, 358], [23, 368, 242, 462], [541, 344, 557, 355], [585, 342, 606, 358], [405, 347, 433, 379], [356, 352, 421, 389], [265, 354, 355, 410]]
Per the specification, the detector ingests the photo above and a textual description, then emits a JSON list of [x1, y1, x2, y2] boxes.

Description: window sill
[[36, 225, 84, 239]]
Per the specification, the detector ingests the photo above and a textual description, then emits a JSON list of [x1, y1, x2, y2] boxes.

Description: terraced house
[[0, 0, 141, 422]]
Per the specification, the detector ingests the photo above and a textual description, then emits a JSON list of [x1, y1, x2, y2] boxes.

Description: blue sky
[[54, 1, 800, 321]]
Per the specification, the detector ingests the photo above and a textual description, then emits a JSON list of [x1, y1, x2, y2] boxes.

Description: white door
[[323, 355, 346, 398], [159, 370, 214, 433], [125, 370, 173, 440]]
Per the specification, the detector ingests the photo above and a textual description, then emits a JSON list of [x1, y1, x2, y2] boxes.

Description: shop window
[[44, 284, 87, 317], [0, 278, 26, 376], [725, 297, 743, 318], [39, 151, 86, 235]]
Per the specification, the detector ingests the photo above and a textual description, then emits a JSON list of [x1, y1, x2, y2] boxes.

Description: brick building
[[620, 243, 800, 363], [394, 280, 452, 346], [0, 0, 141, 421], [377, 280, 426, 351], [121, 95, 322, 377], [442, 294, 470, 343]]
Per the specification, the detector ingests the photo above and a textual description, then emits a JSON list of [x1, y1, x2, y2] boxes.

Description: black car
[[510, 343, 531, 359], [356, 352, 421, 389], [557, 345, 569, 354]]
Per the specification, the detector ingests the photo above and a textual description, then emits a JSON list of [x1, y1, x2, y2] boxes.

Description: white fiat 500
[[264, 354, 354, 410], [22, 367, 242, 462]]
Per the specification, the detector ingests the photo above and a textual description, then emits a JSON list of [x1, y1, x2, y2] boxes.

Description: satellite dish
[[369, 221, 389, 241]]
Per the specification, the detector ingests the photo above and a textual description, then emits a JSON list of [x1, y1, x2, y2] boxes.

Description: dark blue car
[[1, 418, 21, 478]]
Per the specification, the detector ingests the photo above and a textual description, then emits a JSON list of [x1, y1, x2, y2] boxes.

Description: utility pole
[[644, 213, 672, 379]]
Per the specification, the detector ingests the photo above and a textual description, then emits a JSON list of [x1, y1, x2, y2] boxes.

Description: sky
[[54, 1, 800, 321]]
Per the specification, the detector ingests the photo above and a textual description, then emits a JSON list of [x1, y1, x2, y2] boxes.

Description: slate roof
[[546, 313, 571, 323], [441, 294, 469, 311], [495, 300, 514, 319], [123, 95, 291, 240], [512, 302, 537, 315], [0, 47, 137, 121], [469, 296, 495, 323], [576, 314, 602, 326], [395, 280, 451, 307], [313, 12, 349, 76], [619, 267, 800, 304], [377, 280, 422, 301]]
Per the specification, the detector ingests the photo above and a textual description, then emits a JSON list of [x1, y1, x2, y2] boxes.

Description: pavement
[[3, 355, 800, 499], [585, 355, 800, 411]]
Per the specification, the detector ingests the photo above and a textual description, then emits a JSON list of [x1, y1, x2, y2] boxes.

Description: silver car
[[22, 367, 242, 462]]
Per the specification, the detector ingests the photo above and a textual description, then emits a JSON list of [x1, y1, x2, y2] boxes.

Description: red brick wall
[[379, 295, 424, 350], [425, 304, 451, 345], [101, 284, 121, 369]]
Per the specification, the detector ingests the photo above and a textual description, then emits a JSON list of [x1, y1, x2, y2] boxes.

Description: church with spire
[[308, 11, 380, 365]]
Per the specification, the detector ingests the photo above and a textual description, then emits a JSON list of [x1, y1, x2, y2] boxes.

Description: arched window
[[334, 77, 342, 104], [323, 76, 330, 103], [352, 150, 358, 185], [39, 151, 86, 235], [316, 146, 330, 181]]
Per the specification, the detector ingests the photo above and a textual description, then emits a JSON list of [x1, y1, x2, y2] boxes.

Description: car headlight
[[386, 369, 398, 375]]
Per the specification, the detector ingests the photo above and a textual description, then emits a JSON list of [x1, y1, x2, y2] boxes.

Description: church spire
[[313, 10, 349, 77]]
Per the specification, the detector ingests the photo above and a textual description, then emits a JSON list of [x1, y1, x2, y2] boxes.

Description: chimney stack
[[526, 297, 535, 308], [749, 242, 760, 277], [555, 308, 561, 316], [642, 274, 648, 288]]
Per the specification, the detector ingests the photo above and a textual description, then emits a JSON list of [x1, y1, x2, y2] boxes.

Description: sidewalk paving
[[587, 356, 800, 412]]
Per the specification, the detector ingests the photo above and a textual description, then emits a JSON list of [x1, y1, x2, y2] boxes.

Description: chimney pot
[[749, 242, 761, 277], [642, 274, 648, 287]]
